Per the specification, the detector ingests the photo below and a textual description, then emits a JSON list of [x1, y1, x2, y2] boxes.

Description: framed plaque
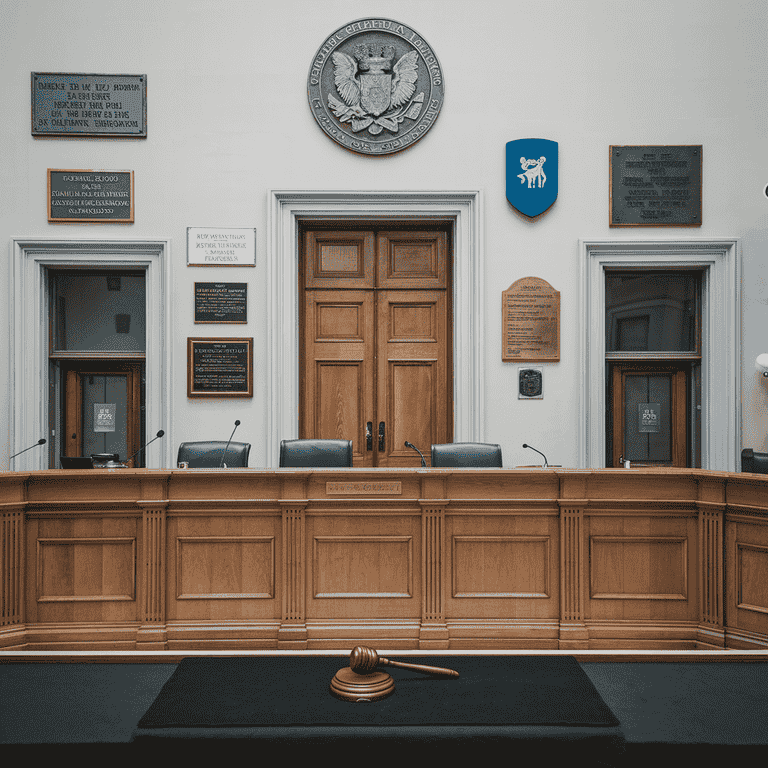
[[48, 169, 134, 223], [502, 277, 560, 363], [610, 145, 701, 227], [187, 338, 253, 398], [194, 283, 247, 324], [32, 73, 146, 138], [187, 227, 256, 266]]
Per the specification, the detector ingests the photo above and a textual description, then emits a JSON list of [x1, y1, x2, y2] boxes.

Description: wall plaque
[[307, 18, 444, 155], [48, 169, 133, 223], [93, 403, 116, 432], [518, 368, 543, 399], [638, 403, 661, 433], [32, 73, 146, 138], [610, 145, 701, 226], [187, 338, 253, 398], [194, 283, 247, 324], [187, 227, 256, 266], [503, 277, 560, 363]]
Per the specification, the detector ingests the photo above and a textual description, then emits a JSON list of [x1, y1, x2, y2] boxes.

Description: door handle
[[366, 422, 372, 451], [378, 422, 385, 452]]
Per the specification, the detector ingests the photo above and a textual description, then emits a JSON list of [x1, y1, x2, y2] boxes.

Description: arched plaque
[[502, 277, 560, 362]]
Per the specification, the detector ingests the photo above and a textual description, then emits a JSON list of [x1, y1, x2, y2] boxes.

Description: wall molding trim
[[8, 237, 173, 470], [579, 238, 741, 471], [267, 190, 485, 468]]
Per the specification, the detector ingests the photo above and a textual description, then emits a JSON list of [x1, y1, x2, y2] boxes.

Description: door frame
[[9, 238, 172, 470], [579, 239, 741, 471], [267, 190, 484, 468]]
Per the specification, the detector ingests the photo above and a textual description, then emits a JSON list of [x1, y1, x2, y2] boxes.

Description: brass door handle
[[378, 422, 385, 452], [366, 422, 372, 451]]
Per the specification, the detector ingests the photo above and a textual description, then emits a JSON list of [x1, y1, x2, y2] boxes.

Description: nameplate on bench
[[327, 482, 402, 495]]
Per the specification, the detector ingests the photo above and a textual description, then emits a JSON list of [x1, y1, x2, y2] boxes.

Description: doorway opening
[[48, 268, 146, 468]]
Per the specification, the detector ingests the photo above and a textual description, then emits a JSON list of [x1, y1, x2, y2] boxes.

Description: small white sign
[[187, 227, 256, 267], [94, 403, 116, 432]]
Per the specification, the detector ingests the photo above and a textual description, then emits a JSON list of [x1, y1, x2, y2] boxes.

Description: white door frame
[[9, 238, 173, 470], [579, 238, 741, 471], [267, 190, 484, 468]]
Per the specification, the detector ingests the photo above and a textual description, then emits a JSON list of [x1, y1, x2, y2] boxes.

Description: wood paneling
[[2, 468, 768, 652]]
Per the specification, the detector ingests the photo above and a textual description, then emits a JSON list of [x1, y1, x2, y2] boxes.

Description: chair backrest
[[60, 456, 94, 469], [431, 442, 503, 468], [279, 439, 353, 468], [177, 441, 250, 468], [741, 448, 768, 474]]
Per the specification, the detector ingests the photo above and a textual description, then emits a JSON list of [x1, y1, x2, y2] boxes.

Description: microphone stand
[[220, 420, 241, 468], [9, 438, 46, 466], [522, 443, 548, 468], [126, 430, 165, 466], [405, 441, 426, 467]]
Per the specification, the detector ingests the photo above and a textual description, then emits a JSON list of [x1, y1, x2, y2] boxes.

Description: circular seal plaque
[[308, 18, 444, 155]]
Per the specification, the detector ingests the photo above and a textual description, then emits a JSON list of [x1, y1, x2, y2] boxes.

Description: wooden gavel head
[[349, 645, 380, 674]]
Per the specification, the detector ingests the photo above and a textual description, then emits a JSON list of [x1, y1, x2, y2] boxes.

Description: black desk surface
[[131, 655, 623, 746]]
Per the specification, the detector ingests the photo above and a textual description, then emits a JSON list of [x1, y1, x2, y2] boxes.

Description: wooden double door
[[300, 225, 452, 467]]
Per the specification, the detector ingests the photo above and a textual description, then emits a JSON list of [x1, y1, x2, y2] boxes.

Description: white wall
[[1, 0, 766, 469]]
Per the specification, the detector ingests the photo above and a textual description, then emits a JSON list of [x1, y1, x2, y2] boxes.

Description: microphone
[[10, 438, 46, 464], [220, 420, 241, 468], [522, 443, 548, 468], [405, 441, 426, 468], [127, 430, 165, 465]]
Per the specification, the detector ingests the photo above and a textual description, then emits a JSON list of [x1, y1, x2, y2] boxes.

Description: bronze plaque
[[32, 73, 146, 138], [503, 277, 560, 363], [187, 338, 253, 398], [610, 145, 701, 226], [194, 283, 247, 324], [48, 169, 133, 223]]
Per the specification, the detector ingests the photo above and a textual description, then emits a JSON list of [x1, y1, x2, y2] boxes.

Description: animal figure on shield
[[517, 156, 547, 188]]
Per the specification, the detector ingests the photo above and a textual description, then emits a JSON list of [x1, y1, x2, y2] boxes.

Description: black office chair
[[741, 448, 768, 474], [279, 439, 353, 467], [430, 442, 503, 468], [177, 441, 251, 468]]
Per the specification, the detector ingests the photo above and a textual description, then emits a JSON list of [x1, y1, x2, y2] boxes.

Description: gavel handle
[[379, 658, 459, 678]]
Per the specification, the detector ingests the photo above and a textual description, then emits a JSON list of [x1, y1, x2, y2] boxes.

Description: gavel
[[349, 645, 459, 678]]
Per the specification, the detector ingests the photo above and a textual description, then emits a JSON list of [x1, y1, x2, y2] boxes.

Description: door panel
[[64, 363, 142, 466], [377, 231, 447, 289], [305, 230, 375, 289], [303, 291, 375, 466], [376, 290, 447, 467], [612, 364, 686, 467]]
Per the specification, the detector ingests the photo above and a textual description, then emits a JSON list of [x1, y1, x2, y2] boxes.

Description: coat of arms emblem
[[308, 19, 444, 155], [506, 139, 559, 218]]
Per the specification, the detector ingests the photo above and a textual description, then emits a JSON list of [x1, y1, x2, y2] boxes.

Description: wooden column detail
[[279, 505, 307, 648], [699, 505, 725, 646], [1, 509, 24, 629], [559, 506, 588, 648], [420, 504, 448, 648], [136, 504, 167, 648]]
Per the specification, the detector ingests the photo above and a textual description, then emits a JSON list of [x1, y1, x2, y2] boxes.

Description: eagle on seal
[[328, 47, 419, 134]]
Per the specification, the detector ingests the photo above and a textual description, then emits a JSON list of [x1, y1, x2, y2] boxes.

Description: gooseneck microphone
[[127, 430, 165, 465], [220, 420, 241, 468], [405, 441, 426, 468], [10, 438, 46, 464], [522, 443, 548, 468]]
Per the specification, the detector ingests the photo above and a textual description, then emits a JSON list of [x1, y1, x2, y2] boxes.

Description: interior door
[[611, 363, 687, 468], [64, 362, 142, 467], [300, 225, 451, 466]]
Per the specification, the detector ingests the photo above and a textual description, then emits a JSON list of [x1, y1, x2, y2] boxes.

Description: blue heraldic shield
[[506, 139, 559, 218]]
